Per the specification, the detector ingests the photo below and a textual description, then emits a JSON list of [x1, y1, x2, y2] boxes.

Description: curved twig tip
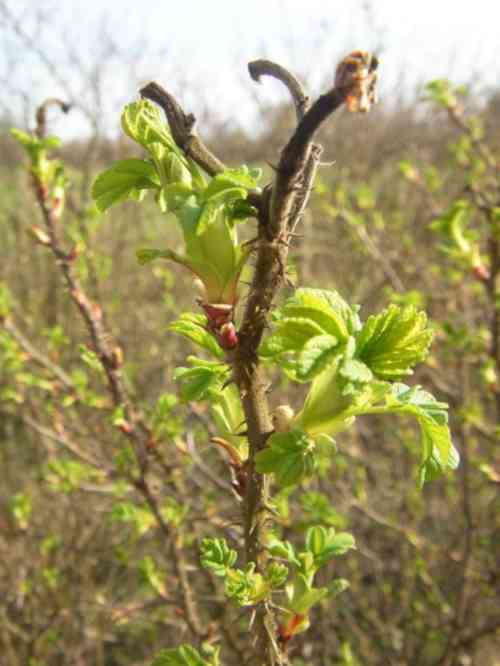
[[35, 97, 71, 138], [248, 59, 309, 123]]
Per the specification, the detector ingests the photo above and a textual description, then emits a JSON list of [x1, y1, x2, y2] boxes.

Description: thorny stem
[[135, 52, 375, 664], [233, 56, 369, 665]]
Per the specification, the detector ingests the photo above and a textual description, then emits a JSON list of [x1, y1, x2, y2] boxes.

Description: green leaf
[[356, 305, 433, 380], [10, 492, 32, 530], [169, 313, 224, 359], [173, 358, 228, 402], [260, 317, 327, 359], [151, 645, 208, 666], [266, 562, 288, 588], [288, 574, 329, 614], [91, 159, 160, 212], [260, 288, 360, 380], [200, 537, 237, 577], [328, 578, 350, 598], [210, 384, 248, 458], [121, 100, 177, 152], [109, 501, 155, 535], [339, 358, 373, 383], [306, 526, 327, 556], [202, 166, 261, 199], [305, 526, 356, 568], [280, 288, 359, 341], [379, 383, 459, 486], [300, 491, 347, 528], [196, 188, 246, 236], [424, 79, 463, 109], [138, 556, 166, 596], [255, 429, 316, 487], [297, 334, 341, 381], [267, 537, 300, 567], [355, 183, 375, 209], [136, 248, 179, 265], [315, 532, 356, 566], [224, 563, 269, 605]]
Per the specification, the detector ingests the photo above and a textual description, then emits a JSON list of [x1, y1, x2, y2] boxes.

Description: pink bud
[[218, 322, 239, 349], [202, 303, 234, 328], [472, 264, 490, 282]]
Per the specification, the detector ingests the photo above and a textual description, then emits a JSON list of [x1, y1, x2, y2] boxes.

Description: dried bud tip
[[335, 50, 379, 113]]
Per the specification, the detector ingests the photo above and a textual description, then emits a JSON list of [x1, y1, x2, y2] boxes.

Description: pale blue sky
[[2, 0, 499, 138]]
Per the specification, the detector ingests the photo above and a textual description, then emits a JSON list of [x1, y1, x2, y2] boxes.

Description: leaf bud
[[29, 225, 51, 246], [272, 405, 296, 433], [218, 322, 239, 349]]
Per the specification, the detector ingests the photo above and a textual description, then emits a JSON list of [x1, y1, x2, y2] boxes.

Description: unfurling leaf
[[169, 313, 224, 359], [255, 429, 316, 486], [150, 645, 209, 666], [200, 537, 237, 577], [92, 159, 160, 212], [356, 304, 433, 379]]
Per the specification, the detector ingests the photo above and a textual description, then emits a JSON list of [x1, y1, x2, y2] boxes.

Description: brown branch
[[35, 97, 71, 138], [20, 413, 106, 470], [231, 52, 379, 665], [134, 476, 205, 638], [248, 59, 309, 122], [26, 98, 206, 641], [139, 81, 225, 177], [2, 316, 75, 391], [128, 54, 378, 664], [139, 81, 263, 214]]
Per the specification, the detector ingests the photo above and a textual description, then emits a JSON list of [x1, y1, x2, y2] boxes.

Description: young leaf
[[173, 357, 229, 402], [224, 564, 269, 606], [169, 313, 224, 359], [267, 537, 300, 567], [356, 304, 433, 380], [260, 317, 327, 360], [260, 288, 360, 381], [296, 334, 341, 381], [287, 573, 329, 615], [200, 537, 237, 577], [266, 562, 289, 588], [196, 187, 246, 236], [92, 159, 160, 212], [151, 645, 208, 666], [121, 100, 177, 152], [378, 383, 459, 485], [138, 555, 166, 596], [305, 525, 327, 557], [305, 526, 356, 568], [328, 578, 350, 598], [255, 429, 316, 487], [280, 288, 359, 342], [202, 166, 261, 199]]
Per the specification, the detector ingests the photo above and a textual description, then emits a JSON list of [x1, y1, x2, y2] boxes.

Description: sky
[[1, 0, 499, 139]]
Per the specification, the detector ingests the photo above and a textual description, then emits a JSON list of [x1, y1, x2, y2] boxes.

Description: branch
[[35, 97, 71, 138], [20, 413, 106, 470], [231, 51, 379, 665], [27, 98, 206, 640], [2, 316, 75, 391], [248, 59, 309, 122], [139, 81, 225, 176]]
